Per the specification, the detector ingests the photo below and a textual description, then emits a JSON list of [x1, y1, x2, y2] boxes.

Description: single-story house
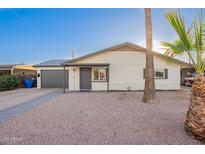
[[34, 42, 191, 91]]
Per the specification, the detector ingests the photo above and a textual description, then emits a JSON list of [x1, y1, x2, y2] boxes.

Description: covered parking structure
[[0, 64, 15, 76], [0, 64, 36, 76]]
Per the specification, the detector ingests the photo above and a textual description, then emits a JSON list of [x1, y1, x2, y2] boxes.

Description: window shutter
[[143, 69, 146, 79], [106, 67, 109, 82], [165, 69, 168, 79]]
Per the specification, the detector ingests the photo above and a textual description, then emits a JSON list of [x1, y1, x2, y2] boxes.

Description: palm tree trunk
[[185, 73, 205, 141], [143, 8, 158, 103]]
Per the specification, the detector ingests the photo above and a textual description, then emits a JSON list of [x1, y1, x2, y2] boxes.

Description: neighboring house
[[34, 42, 191, 91], [0, 64, 16, 76], [0, 64, 37, 76]]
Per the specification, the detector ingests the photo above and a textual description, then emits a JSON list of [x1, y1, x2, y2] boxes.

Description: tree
[[143, 8, 158, 103], [162, 10, 205, 141]]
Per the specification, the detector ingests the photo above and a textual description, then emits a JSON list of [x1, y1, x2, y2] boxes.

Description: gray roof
[[0, 64, 22, 70], [0, 64, 16, 68], [34, 59, 69, 67]]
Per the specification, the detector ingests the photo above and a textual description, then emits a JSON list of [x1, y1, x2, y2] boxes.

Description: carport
[[180, 66, 195, 85], [0, 64, 15, 76]]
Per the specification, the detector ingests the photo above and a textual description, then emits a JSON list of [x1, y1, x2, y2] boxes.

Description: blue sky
[[0, 8, 204, 64]]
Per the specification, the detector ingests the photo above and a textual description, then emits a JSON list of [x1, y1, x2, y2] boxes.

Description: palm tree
[[143, 8, 158, 103], [162, 10, 205, 141]]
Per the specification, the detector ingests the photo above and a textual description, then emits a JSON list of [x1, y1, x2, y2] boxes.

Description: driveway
[[0, 88, 61, 122], [0, 88, 60, 111], [0, 90, 202, 144]]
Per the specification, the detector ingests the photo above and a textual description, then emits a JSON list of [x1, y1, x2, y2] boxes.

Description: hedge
[[0, 75, 20, 91]]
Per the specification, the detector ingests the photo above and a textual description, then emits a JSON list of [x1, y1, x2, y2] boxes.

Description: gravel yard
[[0, 89, 202, 144]]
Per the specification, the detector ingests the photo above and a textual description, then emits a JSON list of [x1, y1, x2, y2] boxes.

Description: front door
[[80, 67, 91, 91]]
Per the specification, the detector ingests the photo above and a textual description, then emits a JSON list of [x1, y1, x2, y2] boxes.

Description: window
[[93, 67, 106, 81], [143, 68, 168, 79], [155, 68, 165, 78]]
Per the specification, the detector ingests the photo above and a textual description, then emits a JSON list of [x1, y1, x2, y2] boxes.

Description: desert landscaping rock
[[0, 89, 202, 144]]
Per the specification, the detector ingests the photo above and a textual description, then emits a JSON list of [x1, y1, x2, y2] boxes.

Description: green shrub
[[0, 75, 20, 91]]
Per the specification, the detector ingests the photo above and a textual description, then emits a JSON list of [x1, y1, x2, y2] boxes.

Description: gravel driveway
[[0, 89, 202, 144]]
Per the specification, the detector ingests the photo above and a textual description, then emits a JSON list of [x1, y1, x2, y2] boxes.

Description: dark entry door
[[80, 68, 91, 91]]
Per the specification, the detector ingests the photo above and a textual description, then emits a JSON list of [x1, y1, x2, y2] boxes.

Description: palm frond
[[162, 39, 197, 69], [162, 48, 187, 65], [192, 11, 205, 72], [165, 11, 193, 51], [162, 10, 205, 72], [161, 41, 185, 55]]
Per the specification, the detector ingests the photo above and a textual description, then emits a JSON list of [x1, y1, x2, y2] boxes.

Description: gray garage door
[[41, 70, 69, 88]]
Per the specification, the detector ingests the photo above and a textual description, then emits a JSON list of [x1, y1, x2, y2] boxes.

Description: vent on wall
[[127, 86, 132, 91]]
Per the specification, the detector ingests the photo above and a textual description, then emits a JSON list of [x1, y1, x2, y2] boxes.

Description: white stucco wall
[[68, 67, 80, 91], [92, 82, 108, 91], [69, 50, 180, 90], [37, 69, 41, 89]]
